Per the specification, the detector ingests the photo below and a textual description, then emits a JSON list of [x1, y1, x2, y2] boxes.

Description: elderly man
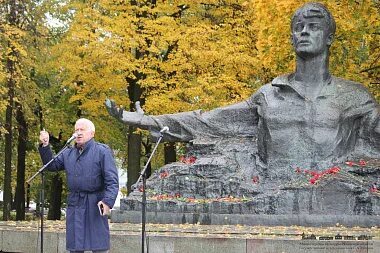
[[39, 118, 119, 253], [106, 2, 379, 174]]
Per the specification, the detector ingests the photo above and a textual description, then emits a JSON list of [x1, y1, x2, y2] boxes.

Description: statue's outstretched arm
[[106, 98, 257, 142], [105, 99, 157, 129]]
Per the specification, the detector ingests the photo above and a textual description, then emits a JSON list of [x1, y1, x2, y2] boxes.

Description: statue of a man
[[107, 2, 379, 171]]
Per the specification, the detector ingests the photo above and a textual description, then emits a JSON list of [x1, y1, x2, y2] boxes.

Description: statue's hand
[[105, 99, 145, 126], [134, 101, 145, 115], [105, 99, 124, 119]]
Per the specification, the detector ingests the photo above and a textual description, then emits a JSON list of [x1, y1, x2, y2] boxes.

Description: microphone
[[160, 126, 169, 133], [66, 133, 78, 144]]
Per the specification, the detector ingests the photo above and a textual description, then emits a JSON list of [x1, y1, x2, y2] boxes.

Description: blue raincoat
[[39, 138, 119, 251]]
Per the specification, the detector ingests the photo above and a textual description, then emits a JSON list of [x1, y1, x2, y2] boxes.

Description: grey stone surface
[[2, 230, 59, 253], [111, 233, 143, 253], [148, 236, 246, 253], [247, 239, 378, 253], [58, 232, 66, 253], [112, 210, 380, 227], [0, 227, 379, 253], [247, 239, 301, 253]]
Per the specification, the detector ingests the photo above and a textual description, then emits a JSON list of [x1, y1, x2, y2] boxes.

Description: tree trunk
[[3, 0, 17, 222], [127, 127, 141, 194], [14, 102, 27, 220], [142, 140, 152, 178], [3, 86, 13, 221], [47, 175, 62, 220], [48, 132, 64, 220], [164, 143, 176, 164], [126, 75, 144, 195]]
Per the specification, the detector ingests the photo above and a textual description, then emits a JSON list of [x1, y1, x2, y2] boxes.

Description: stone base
[[111, 210, 380, 227], [122, 139, 379, 228]]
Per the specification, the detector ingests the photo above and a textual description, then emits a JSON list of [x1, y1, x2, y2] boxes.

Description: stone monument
[[106, 2, 380, 227]]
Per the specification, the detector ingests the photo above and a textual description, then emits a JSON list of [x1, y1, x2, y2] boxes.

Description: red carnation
[[310, 178, 317, 184], [327, 166, 340, 174], [159, 171, 169, 179], [180, 156, 197, 164], [310, 171, 319, 176]]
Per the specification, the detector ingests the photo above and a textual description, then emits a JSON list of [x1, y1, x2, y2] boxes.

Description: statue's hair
[[75, 118, 96, 132], [291, 2, 336, 35]]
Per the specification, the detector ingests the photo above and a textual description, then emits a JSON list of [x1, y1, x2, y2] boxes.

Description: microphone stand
[[134, 130, 166, 253], [27, 141, 72, 253]]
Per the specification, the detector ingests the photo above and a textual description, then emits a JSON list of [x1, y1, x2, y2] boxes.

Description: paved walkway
[[0, 220, 378, 253], [0, 220, 378, 239]]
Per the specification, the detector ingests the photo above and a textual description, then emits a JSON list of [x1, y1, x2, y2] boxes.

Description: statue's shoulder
[[247, 74, 290, 104], [258, 73, 290, 93], [333, 76, 365, 89], [332, 76, 375, 99], [271, 73, 290, 85]]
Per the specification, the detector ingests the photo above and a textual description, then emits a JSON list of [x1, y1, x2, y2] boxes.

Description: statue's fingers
[[118, 106, 124, 118], [135, 101, 144, 115], [110, 99, 116, 108], [105, 99, 114, 110], [106, 99, 119, 115]]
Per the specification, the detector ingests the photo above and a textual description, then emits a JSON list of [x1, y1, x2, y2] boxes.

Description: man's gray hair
[[76, 118, 96, 132]]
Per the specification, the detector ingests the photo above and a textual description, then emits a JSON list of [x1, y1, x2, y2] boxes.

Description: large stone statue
[[106, 2, 380, 226]]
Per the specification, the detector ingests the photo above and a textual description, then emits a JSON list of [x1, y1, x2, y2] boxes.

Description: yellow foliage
[[54, 0, 379, 123]]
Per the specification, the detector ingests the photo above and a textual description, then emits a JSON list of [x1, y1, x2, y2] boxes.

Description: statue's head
[[291, 3, 336, 36], [291, 2, 336, 57]]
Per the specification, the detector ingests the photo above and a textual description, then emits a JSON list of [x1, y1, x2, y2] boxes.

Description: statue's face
[[74, 121, 95, 147], [291, 14, 333, 58]]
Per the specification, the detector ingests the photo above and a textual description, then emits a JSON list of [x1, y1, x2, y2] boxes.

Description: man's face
[[291, 15, 333, 58], [75, 121, 94, 147]]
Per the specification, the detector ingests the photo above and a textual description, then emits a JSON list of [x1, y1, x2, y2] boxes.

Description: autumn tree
[[0, 0, 26, 220], [0, 0, 56, 220]]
